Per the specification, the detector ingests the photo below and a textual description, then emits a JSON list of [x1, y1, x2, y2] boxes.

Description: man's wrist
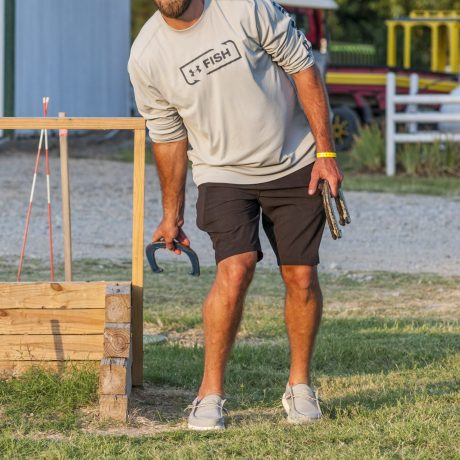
[[162, 213, 183, 226]]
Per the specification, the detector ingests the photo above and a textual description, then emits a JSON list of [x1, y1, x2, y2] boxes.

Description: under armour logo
[[189, 65, 202, 78], [180, 40, 242, 85]]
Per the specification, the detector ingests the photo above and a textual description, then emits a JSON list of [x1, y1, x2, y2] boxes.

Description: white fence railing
[[385, 72, 460, 176]]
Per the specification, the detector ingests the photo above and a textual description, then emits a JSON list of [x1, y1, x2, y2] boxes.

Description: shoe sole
[[187, 423, 225, 431], [282, 395, 321, 424]]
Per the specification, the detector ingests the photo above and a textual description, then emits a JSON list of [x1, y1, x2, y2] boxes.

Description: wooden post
[[99, 284, 132, 422], [59, 112, 72, 281], [131, 128, 146, 387]]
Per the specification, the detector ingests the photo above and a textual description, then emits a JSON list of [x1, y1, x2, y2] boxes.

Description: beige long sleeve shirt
[[128, 0, 317, 185]]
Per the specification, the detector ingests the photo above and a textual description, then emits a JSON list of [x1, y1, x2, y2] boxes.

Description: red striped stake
[[17, 128, 45, 281], [17, 97, 55, 282], [43, 97, 55, 281]]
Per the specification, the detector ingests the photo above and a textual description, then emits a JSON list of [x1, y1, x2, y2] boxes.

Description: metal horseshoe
[[146, 241, 201, 277]]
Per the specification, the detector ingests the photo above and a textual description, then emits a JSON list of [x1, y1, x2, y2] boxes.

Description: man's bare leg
[[281, 265, 323, 386], [197, 252, 257, 399]]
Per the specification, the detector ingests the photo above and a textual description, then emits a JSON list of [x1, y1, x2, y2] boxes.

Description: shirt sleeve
[[128, 57, 187, 143], [254, 0, 315, 74]]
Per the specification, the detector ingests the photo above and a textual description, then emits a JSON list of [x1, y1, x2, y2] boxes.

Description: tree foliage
[[132, 0, 157, 41], [330, 0, 460, 43]]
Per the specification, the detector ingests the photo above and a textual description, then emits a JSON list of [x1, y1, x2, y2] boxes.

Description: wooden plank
[[0, 335, 104, 360], [59, 112, 73, 282], [0, 309, 105, 334], [99, 394, 129, 422], [103, 324, 131, 359], [0, 282, 111, 309], [99, 358, 131, 396], [131, 128, 146, 386], [0, 117, 145, 130], [105, 284, 131, 323], [0, 360, 99, 378]]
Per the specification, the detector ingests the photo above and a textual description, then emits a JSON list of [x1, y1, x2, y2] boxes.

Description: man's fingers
[[329, 179, 340, 197], [164, 236, 176, 252], [177, 228, 190, 247], [152, 230, 162, 242], [308, 174, 320, 195]]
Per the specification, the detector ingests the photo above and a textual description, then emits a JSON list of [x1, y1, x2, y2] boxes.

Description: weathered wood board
[[0, 281, 133, 422]]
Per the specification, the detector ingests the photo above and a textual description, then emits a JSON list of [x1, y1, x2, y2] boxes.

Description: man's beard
[[153, 0, 193, 19]]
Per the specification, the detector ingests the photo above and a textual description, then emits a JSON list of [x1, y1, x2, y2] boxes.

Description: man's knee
[[217, 252, 257, 291], [281, 265, 320, 293]]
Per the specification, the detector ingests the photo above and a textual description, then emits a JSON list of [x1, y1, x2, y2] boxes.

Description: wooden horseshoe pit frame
[[0, 117, 146, 422]]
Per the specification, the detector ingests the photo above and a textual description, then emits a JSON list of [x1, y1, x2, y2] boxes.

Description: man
[[128, 0, 343, 430]]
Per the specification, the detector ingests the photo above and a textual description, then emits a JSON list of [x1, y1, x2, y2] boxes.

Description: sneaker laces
[[285, 388, 322, 414], [184, 398, 228, 417]]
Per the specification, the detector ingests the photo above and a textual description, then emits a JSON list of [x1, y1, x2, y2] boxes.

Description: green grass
[[342, 174, 460, 196], [0, 259, 459, 458]]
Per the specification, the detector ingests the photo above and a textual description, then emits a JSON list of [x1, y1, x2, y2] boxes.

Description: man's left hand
[[308, 158, 344, 197]]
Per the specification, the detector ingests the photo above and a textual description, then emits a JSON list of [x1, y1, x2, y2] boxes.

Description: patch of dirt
[[80, 384, 196, 436]]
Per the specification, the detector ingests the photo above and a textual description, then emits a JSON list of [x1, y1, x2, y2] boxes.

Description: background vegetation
[[345, 124, 460, 179], [132, 0, 157, 40], [329, 0, 460, 66]]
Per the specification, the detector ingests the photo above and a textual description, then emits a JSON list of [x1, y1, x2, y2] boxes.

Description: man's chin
[[155, 0, 193, 19]]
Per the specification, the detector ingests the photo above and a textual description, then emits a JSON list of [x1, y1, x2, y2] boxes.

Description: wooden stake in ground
[[59, 112, 72, 281]]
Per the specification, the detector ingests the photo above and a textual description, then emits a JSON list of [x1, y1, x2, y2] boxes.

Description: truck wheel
[[332, 106, 360, 152]]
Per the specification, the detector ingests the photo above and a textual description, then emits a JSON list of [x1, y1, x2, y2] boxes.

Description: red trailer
[[279, 1, 459, 150]]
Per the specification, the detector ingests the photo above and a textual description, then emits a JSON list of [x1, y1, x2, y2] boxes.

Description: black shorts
[[196, 163, 326, 266]]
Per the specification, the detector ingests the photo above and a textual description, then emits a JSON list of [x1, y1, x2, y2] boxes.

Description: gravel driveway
[[1, 153, 459, 275]]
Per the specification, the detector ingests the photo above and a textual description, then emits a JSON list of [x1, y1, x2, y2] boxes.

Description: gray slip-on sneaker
[[282, 383, 322, 424], [186, 394, 227, 431]]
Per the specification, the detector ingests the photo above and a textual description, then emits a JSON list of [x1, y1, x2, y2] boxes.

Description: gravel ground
[[1, 153, 459, 276]]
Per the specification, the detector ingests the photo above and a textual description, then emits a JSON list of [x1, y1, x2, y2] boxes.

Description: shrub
[[349, 124, 386, 173], [398, 142, 460, 177]]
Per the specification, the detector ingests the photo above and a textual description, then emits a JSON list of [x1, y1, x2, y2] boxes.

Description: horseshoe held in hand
[[146, 241, 201, 277], [322, 181, 351, 240]]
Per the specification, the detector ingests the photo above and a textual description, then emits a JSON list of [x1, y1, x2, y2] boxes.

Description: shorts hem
[[277, 258, 320, 267], [216, 249, 263, 265]]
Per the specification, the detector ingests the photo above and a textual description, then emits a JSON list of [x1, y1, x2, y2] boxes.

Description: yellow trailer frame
[[386, 10, 460, 73]]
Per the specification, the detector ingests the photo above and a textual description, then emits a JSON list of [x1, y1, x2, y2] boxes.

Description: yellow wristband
[[316, 152, 337, 158]]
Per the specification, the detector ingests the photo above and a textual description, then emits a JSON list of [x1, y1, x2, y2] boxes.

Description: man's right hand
[[152, 219, 191, 255]]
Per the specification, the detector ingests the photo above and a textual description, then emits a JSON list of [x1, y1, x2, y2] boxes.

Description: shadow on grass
[[323, 378, 460, 420], [144, 317, 459, 411]]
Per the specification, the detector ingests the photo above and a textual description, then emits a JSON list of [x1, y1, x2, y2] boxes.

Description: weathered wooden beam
[[0, 309, 104, 334], [103, 324, 131, 359], [99, 357, 132, 396], [99, 395, 129, 422], [0, 335, 104, 360], [99, 284, 133, 422], [131, 127, 146, 387], [0, 282, 108, 310], [105, 285, 131, 324], [59, 112, 73, 282], [0, 117, 145, 130]]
